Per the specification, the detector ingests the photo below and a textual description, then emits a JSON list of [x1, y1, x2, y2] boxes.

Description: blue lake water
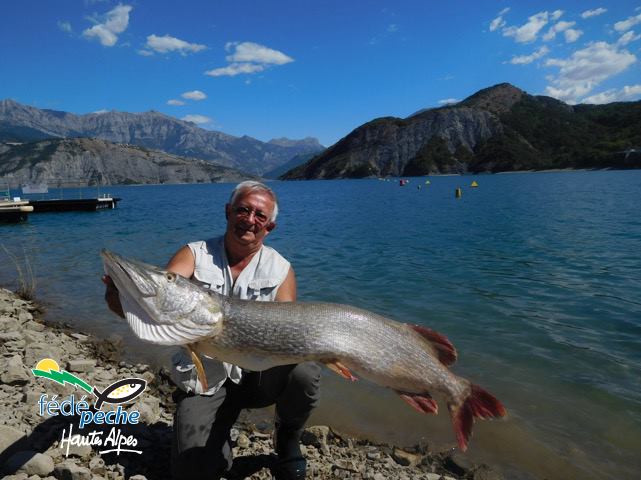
[[1, 171, 640, 479]]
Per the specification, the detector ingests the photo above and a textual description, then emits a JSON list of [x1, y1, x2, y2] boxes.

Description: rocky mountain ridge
[[0, 138, 254, 186], [0, 100, 324, 176], [283, 83, 641, 179]]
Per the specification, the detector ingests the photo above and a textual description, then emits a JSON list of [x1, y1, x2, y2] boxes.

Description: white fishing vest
[[170, 236, 291, 395]]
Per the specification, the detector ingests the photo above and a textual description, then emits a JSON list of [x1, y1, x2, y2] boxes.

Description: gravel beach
[[0, 287, 503, 480]]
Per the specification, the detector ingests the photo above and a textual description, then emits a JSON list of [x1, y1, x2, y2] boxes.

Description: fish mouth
[[101, 249, 219, 346], [101, 249, 160, 298]]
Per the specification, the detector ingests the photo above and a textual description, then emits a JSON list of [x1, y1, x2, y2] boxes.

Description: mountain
[[0, 138, 255, 186], [0, 100, 324, 176], [262, 151, 324, 179], [282, 83, 641, 179]]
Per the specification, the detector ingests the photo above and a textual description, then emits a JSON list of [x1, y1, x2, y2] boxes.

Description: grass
[[1, 244, 37, 300]]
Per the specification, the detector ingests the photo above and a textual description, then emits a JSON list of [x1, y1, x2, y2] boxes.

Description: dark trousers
[[171, 362, 321, 480]]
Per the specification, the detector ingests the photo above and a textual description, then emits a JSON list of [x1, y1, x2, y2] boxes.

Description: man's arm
[[166, 245, 196, 278], [275, 267, 297, 302]]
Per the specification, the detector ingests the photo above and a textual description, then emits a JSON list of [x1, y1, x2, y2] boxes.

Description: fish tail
[[449, 384, 507, 451]]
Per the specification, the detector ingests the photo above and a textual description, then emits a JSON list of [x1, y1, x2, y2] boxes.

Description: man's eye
[[237, 206, 250, 214], [256, 212, 268, 222]]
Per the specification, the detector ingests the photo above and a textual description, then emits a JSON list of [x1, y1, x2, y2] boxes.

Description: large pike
[[102, 250, 506, 451]]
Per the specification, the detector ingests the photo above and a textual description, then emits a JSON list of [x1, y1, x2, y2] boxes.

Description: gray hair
[[229, 181, 279, 221]]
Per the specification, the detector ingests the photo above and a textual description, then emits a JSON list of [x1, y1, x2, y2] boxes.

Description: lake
[[1, 171, 640, 479]]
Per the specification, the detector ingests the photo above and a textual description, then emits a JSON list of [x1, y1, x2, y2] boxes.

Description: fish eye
[[165, 272, 177, 282], [130, 383, 137, 388]]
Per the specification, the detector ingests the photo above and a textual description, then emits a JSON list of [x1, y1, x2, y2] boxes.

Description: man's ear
[[266, 222, 276, 232], [225, 203, 230, 219]]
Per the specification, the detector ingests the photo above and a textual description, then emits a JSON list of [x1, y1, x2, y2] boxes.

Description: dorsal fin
[[411, 325, 457, 366]]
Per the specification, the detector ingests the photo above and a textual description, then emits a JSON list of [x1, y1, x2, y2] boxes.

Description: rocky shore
[[0, 288, 502, 480]]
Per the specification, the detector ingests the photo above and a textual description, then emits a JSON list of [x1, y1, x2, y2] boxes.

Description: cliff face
[[0, 138, 254, 186], [282, 83, 641, 179], [0, 100, 324, 176], [284, 107, 502, 178]]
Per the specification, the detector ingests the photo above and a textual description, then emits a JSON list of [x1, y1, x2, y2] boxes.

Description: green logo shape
[[32, 368, 93, 394]]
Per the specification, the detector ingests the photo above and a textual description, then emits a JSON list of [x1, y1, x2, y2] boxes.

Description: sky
[[1, 1, 641, 147]]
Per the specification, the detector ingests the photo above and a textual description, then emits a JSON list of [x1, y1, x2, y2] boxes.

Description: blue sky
[[2, 1, 641, 147]]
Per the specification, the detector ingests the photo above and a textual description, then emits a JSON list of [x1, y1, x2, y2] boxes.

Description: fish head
[[101, 249, 223, 345]]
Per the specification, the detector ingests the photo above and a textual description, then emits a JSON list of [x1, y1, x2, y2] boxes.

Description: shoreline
[[0, 288, 501, 480]]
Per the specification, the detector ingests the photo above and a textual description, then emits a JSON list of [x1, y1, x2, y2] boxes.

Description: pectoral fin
[[188, 344, 208, 392], [323, 360, 357, 382], [396, 391, 438, 414]]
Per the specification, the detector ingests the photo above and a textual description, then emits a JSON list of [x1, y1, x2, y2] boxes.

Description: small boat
[[0, 198, 33, 223]]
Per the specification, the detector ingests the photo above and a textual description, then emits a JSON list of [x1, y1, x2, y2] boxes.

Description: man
[[104, 181, 321, 480]]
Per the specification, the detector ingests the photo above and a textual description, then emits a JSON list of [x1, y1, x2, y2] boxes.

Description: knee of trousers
[[277, 362, 321, 419]]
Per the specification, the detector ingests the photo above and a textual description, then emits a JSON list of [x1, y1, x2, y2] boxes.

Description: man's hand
[[102, 275, 125, 318]]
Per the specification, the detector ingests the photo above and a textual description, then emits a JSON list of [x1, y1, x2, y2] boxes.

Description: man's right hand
[[102, 275, 125, 318]]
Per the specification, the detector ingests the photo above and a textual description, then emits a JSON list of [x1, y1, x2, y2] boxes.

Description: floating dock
[[28, 195, 120, 212]]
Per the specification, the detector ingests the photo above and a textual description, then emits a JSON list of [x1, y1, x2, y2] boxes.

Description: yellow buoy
[[455, 188, 462, 198], [470, 181, 478, 187]]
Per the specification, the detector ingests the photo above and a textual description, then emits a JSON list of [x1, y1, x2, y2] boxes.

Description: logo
[[32, 358, 148, 456]]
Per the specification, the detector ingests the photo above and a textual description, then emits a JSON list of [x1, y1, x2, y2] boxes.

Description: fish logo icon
[[32, 359, 147, 409], [93, 378, 147, 409]]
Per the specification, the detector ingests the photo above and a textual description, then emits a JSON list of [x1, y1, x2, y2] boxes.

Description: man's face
[[225, 191, 276, 246]]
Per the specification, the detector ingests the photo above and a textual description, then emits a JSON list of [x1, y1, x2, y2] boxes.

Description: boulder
[[4, 451, 54, 476], [1, 355, 31, 386], [53, 461, 92, 480], [66, 359, 96, 373]]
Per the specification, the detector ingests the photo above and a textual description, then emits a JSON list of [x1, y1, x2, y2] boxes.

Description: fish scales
[[210, 298, 462, 398], [101, 249, 506, 451]]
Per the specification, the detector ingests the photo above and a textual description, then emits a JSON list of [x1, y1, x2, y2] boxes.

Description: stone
[[0, 316, 20, 332], [61, 435, 93, 458], [89, 456, 106, 474], [1, 355, 31, 385], [129, 394, 161, 424], [0, 331, 23, 341], [53, 461, 93, 480], [129, 476, 148, 480], [391, 448, 423, 467], [236, 433, 250, 449], [301, 425, 331, 455], [473, 465, 504, 480], [446, 452, 473, 475], [18, 312, 35, 324], [4, 451, 55, 476], [66, 359, 96, 373]]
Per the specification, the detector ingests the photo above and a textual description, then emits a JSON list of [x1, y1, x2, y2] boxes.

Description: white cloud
[[145, 34, 206, 55], [205, 63, 266, 77], [543, 20, 575, 41], [581, 8, 607, 19], [614, 13, 641, 32], [182, 114, 212, 125], [205, 42, 293, 77], [551, 10, 564, 21], [58, 21, 72, 33], [387, 24, 398, 33], [509, 46, 550, 65], [83, 4, 132, 47], [618, 30, 641, 46], [181, 90, 207, 101], [137, 49, 154, 57], [489, 8, 510, 32], [225, 42, 293, 65], [582, 84, 641, 103], [167, 99, 185, 106], [438, 98, 459, 105], [503, 11, 550, 43], [544, 41, 637, 103], [564, 29, 583, 43]]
